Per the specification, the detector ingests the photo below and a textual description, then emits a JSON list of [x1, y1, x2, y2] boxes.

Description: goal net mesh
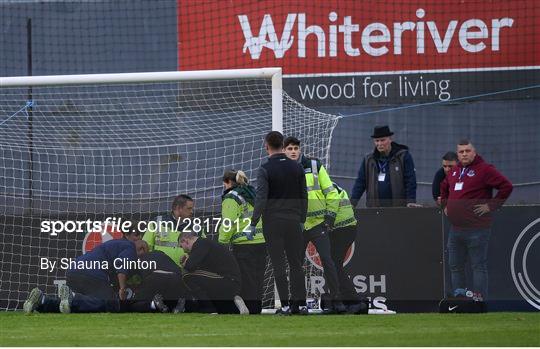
[[0, 76, 338, 310]]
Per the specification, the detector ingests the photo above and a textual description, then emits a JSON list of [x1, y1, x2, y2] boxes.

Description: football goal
[[0, 68, 339, 310]]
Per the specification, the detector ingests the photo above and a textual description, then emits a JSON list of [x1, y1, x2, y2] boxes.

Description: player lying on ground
[[24, 239, 150, 313]]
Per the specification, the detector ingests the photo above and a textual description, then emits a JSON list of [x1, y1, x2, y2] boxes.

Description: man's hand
[[323, 215, 335, 231], [436, 196, 442, 206], [444, 207, 448, 216], [118, 288, 127, 301], [473, 203, 490, 216], [245, 226, 256, 241], [181, 254, 188, 267]]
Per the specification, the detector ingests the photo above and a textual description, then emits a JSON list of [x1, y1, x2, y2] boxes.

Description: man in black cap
[[351, 125, 417, 207]]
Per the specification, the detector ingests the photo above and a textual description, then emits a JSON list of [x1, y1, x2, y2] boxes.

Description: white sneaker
[[23, 288, 43, 314], [233, 295, 249, 315], [59, 284, 73, 314]]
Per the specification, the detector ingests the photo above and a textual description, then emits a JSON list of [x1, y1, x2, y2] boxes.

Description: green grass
[[1, 312, 539, 346]]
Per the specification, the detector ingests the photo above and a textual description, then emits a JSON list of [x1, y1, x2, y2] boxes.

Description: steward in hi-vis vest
[[219, 169, 266, 314], [143, 194, 204, 266], [329, 182, 366, 314], [283, 136, 346, 314], [332, 182, 357, 229]]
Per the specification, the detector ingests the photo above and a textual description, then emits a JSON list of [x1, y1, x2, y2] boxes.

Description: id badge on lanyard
[[455, 168, 467, 191], [377, 160, 388, 182]]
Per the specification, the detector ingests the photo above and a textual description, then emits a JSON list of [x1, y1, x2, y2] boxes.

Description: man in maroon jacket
[[440, 140, 513, 300]]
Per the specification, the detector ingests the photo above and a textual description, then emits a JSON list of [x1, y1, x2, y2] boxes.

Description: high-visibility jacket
[[332, 182, 358, 229], [218, 185, 265, 245], [143, 213, 205, 266], [300, 155, 340, 231]]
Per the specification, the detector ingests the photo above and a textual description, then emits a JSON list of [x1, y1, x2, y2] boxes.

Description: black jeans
[[182, 270, 241, 314], [329, 225, 361, 304], [303, 223, 341, 300], [263, 217, 306, 308], [233, 243, 267, 314]]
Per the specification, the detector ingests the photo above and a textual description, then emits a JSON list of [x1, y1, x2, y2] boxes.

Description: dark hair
[[458, 139, 472, 146], [222, 169, 249, 186], [442, 151, 458, 161], [172, 194, 193, 210], [283, 136, 301, 148], [265, 131, 284, 150], [179, 230, 198, 241], [123, 230, 142, 237]]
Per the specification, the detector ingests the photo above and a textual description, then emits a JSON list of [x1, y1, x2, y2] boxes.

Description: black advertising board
[[1, 206, 538, 312]]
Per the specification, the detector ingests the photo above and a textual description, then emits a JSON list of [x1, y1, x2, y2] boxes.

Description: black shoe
[[322, 301, 346, 315], [153, 294, 169, 313], [291, 305, 309, 315], [173, 298, 186, 314], [347, 301, 369, 314], [275, 306, 291, 316], [333, 301, 347, 314]]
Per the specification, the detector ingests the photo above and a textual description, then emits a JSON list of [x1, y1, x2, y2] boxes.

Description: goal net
[[0, 69, 339, 311]]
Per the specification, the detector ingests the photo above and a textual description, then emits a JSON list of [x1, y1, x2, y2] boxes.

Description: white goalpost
[[1, 68, 285, 132], [0, 68, 339, 310]]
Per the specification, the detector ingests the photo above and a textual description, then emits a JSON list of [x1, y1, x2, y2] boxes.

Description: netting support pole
[[271, 69, 283, 133], [26, 17, 34, 215]]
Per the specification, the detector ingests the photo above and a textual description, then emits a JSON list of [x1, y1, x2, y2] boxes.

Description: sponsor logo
[[449, 305, 459, 311], [306, 241, 354, 270], [239, 10, 514, 60], [82, 221, 123, 254], [178, 1, 535, 74], [510, 218, 540, 310]]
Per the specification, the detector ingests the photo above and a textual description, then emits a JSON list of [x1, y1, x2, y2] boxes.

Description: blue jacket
[[68, 239, 137, 281]]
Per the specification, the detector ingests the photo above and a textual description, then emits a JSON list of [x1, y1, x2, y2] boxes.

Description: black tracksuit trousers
[[303, 223, 341, 301], [232, 243, 267, 314], [182, 270, 241, 314], [329, 225, 361, 304], [263, 217, 306, 308]]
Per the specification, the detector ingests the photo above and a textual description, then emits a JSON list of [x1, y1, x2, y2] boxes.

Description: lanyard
[[377, 159, 388, 173], [458, 167, 468, 182]]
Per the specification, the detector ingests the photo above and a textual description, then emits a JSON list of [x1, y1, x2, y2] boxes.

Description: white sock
[[150, 301, 156, 310]]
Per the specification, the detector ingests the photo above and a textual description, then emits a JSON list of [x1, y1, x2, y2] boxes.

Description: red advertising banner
[[178, 0, 539, 74]]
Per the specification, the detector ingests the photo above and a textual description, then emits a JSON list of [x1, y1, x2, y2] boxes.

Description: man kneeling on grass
[[24, 239, 156, 314], [179, 231, 249, 314]]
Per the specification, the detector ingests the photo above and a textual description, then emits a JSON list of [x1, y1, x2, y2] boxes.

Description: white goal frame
[[0, 67, 284, 132]]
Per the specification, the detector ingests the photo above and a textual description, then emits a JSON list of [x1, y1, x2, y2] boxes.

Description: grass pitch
[[1, 312, 539, 346]]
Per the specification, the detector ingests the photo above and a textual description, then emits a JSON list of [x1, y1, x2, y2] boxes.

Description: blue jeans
[[447, 227, 491, 298]]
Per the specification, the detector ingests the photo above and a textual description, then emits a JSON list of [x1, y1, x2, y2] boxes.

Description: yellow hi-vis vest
[[218, 188, 264, 245], [302, 157, 339, 231], [333, 182, 358, 229], [143, 214, 205, 266]]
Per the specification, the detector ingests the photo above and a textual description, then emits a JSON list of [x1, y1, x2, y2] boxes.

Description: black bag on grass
[[439, 298, 487, 313]]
